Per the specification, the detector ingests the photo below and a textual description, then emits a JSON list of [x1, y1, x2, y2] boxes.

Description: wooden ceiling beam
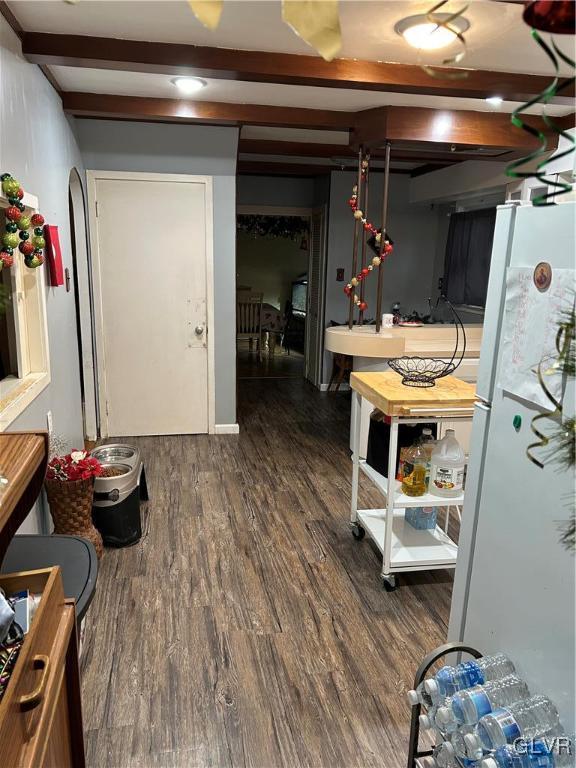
[[62, 92, 354, 130], [351, 106, 558, 151], [238, 139, 510, 163], [22, 32, 574, 105], [237, 160, 412, 177]]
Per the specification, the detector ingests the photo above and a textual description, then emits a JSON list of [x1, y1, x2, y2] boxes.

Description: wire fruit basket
[[388, 298, 467, 387]]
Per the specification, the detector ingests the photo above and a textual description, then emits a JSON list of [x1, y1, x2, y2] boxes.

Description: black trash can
[[90, 445, 147, 548], [366, 410, 437, 478]]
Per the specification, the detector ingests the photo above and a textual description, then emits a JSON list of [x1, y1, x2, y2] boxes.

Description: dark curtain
[[444, 208, 497, 307]]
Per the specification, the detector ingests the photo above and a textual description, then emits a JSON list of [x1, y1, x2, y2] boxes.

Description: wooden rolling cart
[[349, 372, 476, 591], [0, 432, 85, 767]]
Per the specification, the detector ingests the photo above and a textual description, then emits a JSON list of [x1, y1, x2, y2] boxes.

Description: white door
[[305, 206, 327, 387], [90, 173, 213, 437]]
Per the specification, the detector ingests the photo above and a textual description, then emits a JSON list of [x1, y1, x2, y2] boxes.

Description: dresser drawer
[[0, 566, 66, 766]]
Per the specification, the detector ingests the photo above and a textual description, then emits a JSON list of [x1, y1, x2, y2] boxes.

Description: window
[[0, 191, 50, 430], [443, 207, 497, 309]]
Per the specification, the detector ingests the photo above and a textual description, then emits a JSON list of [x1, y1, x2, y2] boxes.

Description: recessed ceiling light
[[171, 77, 207, 95], [394, 13, 470, 51], [485, 96, 504, 107]]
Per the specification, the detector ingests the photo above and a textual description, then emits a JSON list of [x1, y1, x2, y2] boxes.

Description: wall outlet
[[46, 410, 53, 439]]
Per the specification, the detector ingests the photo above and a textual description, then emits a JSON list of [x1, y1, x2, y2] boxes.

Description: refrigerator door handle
[[475, 399, 491, 411]]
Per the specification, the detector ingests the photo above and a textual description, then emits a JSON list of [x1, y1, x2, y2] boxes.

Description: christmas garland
[[1, 173, 45, 271], [237, 214, 309, 240], [344, 160, 393, 313]]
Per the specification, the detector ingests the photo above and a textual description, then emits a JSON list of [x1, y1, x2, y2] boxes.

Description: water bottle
[[436, 675, 530, 731], [459, 695, 561, 760], [424, 654, 516, 705], [407, 681, 434, 708], [433, 741, 479, 768], [481, 735, 575, 768], [420, 698, 451, 734]]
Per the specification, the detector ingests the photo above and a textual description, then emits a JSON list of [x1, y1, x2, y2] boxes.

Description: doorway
[[236, 206, 327, 387], [88, 171, 215, 437]]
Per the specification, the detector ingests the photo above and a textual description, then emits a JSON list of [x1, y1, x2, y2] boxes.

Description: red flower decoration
[[31, 213, 45, 227], [6, 206, 21, 222], [47, 451, 102, 482]]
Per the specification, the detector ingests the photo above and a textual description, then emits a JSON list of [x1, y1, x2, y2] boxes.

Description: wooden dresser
[[0, 433, 85, 767]]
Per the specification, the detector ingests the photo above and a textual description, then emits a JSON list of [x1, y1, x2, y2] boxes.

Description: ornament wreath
[[1, 173, 45, 271], [344, 160, 393, 313]]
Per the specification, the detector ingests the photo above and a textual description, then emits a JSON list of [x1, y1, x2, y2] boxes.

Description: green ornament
[[4, 246, 13, 256], [0, 173, 11, 182], [5, 222, 18, 234], [34, 227, 44, 236], [2, 178, 20, 197], [17, 215, 31, 230], [17, 202, 25, 212], [19, 230, 29, 241], [31, 235, 45, 248], [8, 197, 19, 206], [27, 255, 42, 268], [2, 232, 19, 249]]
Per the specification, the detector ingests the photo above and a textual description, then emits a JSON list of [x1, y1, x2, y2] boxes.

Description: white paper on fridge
[[499, 266, 574, 409]]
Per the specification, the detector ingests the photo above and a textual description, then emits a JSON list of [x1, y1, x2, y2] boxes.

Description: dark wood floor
[[237, 346, 304, 379], [81, 378, 454, 768]]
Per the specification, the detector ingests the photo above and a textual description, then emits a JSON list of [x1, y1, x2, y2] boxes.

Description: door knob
[[194, 325, 204, 336]]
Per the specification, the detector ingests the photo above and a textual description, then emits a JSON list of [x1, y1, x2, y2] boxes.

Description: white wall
[[0, 17, 86, 532], [237, 233, 308, 309], [410, 161, 510, 204], [74, 119, 239, 426], [323, 171, 442, 383], [237, 175, 316, 208]]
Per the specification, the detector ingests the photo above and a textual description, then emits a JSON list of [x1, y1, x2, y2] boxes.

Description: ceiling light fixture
[[485, 96, 504, 107], [171, 77, 207, 95], [394, 13, 470, 51]]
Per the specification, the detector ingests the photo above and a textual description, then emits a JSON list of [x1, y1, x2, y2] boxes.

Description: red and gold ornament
[[1, 173, 45, 269], [344, 170, 395, 314]]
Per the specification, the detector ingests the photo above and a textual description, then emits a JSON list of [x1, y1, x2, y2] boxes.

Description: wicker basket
[[45, 477, 104, 559]]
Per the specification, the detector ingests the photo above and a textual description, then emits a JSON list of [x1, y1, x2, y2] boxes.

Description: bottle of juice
[[401, 441, 428, 496], [419, 427, 435, 487]]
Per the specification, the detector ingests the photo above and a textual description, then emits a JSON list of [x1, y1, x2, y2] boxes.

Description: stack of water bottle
[[407, 653, 574, 768]]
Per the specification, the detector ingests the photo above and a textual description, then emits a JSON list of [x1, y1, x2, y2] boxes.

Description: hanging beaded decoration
[[343, 157, 393, 314], [1, 173, 45, 271]]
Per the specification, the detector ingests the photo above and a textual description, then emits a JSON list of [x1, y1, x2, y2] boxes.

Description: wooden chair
[[328, 353, 353, 392], [236, 291, 264, 360]]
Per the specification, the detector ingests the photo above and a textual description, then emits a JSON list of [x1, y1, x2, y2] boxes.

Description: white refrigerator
[[448, 201, 576, 732]]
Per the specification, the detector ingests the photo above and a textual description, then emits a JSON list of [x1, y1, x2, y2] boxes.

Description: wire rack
[[388, 298, 467, 387]]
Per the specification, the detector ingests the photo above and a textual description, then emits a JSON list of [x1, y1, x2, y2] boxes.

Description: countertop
[[325, 324, 482, 359]]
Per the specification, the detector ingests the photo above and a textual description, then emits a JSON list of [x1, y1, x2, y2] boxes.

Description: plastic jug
[[429, 429, 465, 498]]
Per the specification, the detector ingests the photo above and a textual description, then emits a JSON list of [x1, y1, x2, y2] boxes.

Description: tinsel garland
[[237, 215, 309, 241]]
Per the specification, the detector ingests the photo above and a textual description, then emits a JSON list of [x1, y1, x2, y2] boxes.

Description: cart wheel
[[382, 575, 397, 592], [351, 524, 365, 541]]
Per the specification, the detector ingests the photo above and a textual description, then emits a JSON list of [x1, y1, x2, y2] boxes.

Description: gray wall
[[74, 119, 239, 426], [323, 171, 442, 382], [1, 17, 86, 532], [237, 175, 316, 208]]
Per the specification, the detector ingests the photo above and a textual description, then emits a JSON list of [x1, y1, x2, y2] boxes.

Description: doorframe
[[69, 168, 99, 441], [87, 170, 216, 436], [236, 204, 328, 388]]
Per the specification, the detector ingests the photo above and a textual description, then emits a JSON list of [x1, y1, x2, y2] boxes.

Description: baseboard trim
[[319, 383, 351, 393], [214, 423, 240, 435]]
